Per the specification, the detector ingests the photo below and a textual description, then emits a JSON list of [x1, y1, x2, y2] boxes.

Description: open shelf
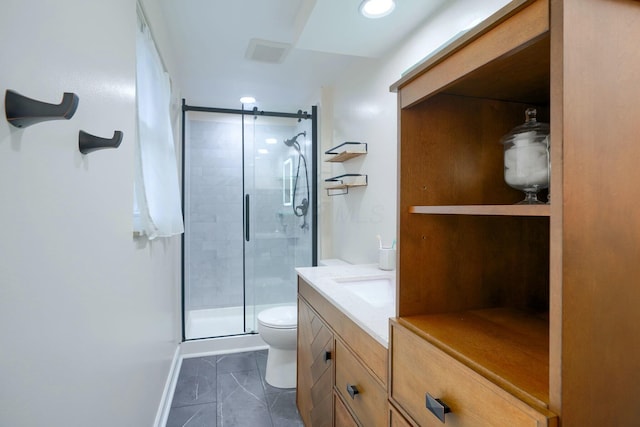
[[326, 151, 366, 162], [326, 183, 368, 190], [397, 308, 550, 409], [325, 173, 368, 196], [325, 141, 367, 163], [409, 204, 550, 217]]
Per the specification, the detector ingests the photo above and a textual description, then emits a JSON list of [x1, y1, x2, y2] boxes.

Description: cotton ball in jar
[[500, 108, 550, 204]]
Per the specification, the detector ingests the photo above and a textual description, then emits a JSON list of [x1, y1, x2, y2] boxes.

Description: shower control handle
[[245, 194, 250, 242]]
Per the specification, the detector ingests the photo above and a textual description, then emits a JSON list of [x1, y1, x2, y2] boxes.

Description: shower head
[[285, 130, 311, 227], [283, 131, 306, 149]]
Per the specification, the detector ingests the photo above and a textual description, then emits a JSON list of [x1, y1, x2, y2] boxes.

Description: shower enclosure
[[181, 102, 317, 340]]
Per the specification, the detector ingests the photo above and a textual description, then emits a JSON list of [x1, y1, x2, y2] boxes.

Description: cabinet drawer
[[390, 323, 557, 427], [335, 339, 386, 427], [390, 403, 414, 427], [334, 392, 359, 427]]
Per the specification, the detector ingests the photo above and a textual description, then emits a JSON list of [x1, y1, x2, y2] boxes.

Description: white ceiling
[[157, 0, 448, 112]]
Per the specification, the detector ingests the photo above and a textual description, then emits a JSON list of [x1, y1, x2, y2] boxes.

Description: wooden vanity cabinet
[[389, 0, 640, 426], [297, 277, 388, 427], [298, 294, 334, 427]]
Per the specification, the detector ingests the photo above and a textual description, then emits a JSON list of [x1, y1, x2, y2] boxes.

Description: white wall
[[0, 1, 181, 426], [326, 0, 512, 264]]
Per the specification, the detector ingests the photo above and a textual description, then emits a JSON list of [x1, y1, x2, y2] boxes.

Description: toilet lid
[[257, 305, 297, 329]]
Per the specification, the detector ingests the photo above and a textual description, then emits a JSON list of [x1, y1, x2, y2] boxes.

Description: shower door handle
[[245, 194, 250, 242]]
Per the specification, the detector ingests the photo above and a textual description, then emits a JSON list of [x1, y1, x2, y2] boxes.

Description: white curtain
[[134, 12, 184, 239]]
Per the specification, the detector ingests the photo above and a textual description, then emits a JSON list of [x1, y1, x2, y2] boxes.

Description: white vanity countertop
[[296, 263, 395, 348]]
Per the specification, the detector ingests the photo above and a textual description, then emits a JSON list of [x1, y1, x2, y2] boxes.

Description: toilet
[[257, 305, 297, 388]]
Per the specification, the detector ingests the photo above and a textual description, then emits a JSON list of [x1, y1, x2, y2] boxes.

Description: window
[[133, 7, 183, 239]]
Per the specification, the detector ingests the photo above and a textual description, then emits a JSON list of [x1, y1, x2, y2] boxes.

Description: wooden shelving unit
[[388, 0, 640, 425]]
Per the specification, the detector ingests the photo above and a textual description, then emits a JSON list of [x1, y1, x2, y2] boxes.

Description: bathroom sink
[[332, 275, 394, 308]]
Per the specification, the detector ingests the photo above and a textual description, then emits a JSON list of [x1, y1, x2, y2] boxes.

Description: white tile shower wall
[[186, 118, 313, 311], [187, 120, 244, 310], [251, 122, 313, 306]]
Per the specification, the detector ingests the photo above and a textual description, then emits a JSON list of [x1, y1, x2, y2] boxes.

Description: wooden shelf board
[[325, 183, 367, 190], [409, 204, 550, 217], [397, 307, 550, 410], [325, 151, 366, 162]]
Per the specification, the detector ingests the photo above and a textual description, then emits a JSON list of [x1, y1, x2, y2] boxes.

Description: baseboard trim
[[154, 345, 182, 427]]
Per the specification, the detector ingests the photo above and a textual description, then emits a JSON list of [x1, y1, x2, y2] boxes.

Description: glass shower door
[[243, 115, 314, 333], [183, 108, 314, 340], [184, 111, 246, 339]]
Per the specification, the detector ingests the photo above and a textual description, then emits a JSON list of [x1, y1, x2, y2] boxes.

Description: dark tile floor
[[166, 350, 304, 427]]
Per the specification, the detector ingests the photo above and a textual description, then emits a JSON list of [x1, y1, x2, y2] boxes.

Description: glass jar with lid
[[501, 108, 550, 204]]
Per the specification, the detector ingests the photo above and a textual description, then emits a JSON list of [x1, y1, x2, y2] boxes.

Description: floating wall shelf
[[324, 141, 368, 195], [325, 141, 367, 162], [5, 89, 79, 128], [324, 173, 368, 196]]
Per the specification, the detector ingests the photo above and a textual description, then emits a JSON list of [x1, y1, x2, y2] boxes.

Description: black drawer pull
[[324, 351, 332, 362], [346, 384, 359, 399], [426, 393, 451, 423]]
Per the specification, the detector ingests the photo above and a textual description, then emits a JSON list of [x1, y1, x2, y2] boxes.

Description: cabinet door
[[297, 297, 334, 427]]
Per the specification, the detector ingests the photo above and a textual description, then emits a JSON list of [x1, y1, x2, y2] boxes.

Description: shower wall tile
[[187, 122, 244, 310]]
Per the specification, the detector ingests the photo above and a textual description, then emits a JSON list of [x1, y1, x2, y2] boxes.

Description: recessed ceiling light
[[240, 96, 256, 104], [266, 138, 277, 145], [258, 148, 269, 154], [359, 0, 395, 19]]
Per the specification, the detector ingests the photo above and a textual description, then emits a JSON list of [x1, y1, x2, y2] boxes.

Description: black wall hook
[[79, 130, 123, 154], [5, 90, 79, 128]]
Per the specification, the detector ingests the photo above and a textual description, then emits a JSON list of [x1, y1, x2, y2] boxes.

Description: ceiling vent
[[245, 39, 292, 64]]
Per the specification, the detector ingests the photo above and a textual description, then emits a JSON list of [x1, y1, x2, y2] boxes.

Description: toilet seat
[[257, 305, 297, 329]]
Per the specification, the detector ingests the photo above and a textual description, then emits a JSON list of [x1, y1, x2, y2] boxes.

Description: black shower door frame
[[180, 101, 318, 341]]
